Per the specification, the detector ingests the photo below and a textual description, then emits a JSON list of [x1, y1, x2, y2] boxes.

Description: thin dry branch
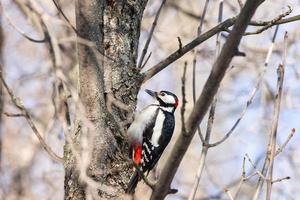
[[252, 31, 288, 200], [192, 58, 205, 143], [150, 1, 265, 199], [245, 154, 266, 180], [197, 0, 210, 36], [141, 52, 152, 69], [208, 24, 279, 148], [132, 161, 155, 189], [193, 0, 211, 144], [271, 176, 290, 184], [143, 5, 300, 83], [249, 14, 300, 26], [252, 64, 285, 200], [224, 189, 234, 200], [234, 156, 247, 199], [266, 36, 287, 200], [275, 128, 295, 156], [0, 70, 63, 163], [137, 0, 166, 68], [188, 2, 223, 198], [51, 0, 79, 34], [167, 2, 204, 21], [180, 62, 187, 134], [4, 112, 25, 117], [3, 5, 45, 43], [143, 17, 236, 83], [245, 6, 292, 35], [188, 99, 216, 200]]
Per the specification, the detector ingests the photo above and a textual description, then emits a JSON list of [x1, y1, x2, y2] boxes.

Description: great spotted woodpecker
[[126, 89, 178, 194]]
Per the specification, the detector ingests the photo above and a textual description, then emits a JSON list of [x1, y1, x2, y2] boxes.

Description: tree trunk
[[64, 0, 147, 199]]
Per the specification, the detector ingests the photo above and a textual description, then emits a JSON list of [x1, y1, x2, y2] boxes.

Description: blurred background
[[0, 0, 299, 199]]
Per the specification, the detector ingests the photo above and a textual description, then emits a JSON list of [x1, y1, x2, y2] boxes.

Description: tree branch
[[51, 0, 79, 35], [150, 1, 265, 199], [266, 36, 287, 200], [143, 6, 300, 84], [180, 62, 187, 135], [252, 32, 287, 200], [0, 70, 63, 163], [245, 6, 292, 35], [3, 4, 46, 43], [275, 128, 295, 156], [193, 0, 211, 144], [137, 0, 166, 68], [143, 17, 236, 83]]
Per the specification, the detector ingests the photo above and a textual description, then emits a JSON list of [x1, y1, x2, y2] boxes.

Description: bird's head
[[145, 89, 179, 110]]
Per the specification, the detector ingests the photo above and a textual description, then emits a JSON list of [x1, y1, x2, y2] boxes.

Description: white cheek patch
[[160, 95, 175, 104]]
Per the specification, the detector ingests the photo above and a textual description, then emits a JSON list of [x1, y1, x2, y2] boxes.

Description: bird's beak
[[145, 89, 158, 98]]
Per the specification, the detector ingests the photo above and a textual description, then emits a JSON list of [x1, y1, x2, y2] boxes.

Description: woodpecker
[[126, 89, 178, 194]]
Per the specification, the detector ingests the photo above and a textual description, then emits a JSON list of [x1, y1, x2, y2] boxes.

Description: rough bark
[[64, 1, 147, 199]]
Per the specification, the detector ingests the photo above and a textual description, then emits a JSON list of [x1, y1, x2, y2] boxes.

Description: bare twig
[[188, 1, 223, 198], [197, 0, 210, 36], [207, 72, 264, 147], [252, 64, 285, 200], [265, 34, 287, 200], [193, 0, 211, 144], [208, 24, 279, 148], [132, 161, 155, 189], [188, 99, 216, 200], [167, 2, 204, 21], [224, 188, 234, 200], [143, 6, 300, 83], [249, 14, 300, 26], [275, 128, 295, 156], [0, 70, 63, 163], [245, 6, 292, 35], [272, 176, 290, 184], [234, 156, 247, 199], [141, 52, 152, 69], [51, 0, 79, 34], [137, 0, 166, 68], [142, 17, 236, 83], [252, 25, 279, 200], [177, 36, 183, 51], [3, 5, 45, 43], [4, 112, 25, 117], [245, 154, 266, 179], [180, 62, 187, 134], [192, 58, 205, 143]]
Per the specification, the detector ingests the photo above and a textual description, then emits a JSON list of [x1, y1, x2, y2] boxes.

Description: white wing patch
[[127, 105, 158, 143], [151, 109, 165, 147]]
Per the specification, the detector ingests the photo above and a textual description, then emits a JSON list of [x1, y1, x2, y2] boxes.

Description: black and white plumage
[[126, 89, 178, 194]]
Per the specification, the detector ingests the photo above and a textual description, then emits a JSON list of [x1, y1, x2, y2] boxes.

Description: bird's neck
[[150, 104, 175, 113]]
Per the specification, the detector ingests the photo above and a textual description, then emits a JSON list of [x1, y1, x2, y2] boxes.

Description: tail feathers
[[126, 170, 139, 194]]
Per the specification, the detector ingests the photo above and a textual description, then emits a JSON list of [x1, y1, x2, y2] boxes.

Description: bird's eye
[[160, 92, 165, 96]]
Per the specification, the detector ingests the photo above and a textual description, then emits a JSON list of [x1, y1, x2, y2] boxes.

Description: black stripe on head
[[156, 91, 179, 109]]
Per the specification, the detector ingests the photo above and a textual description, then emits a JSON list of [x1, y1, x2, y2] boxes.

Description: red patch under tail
[[133, 144, 142, 165]]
